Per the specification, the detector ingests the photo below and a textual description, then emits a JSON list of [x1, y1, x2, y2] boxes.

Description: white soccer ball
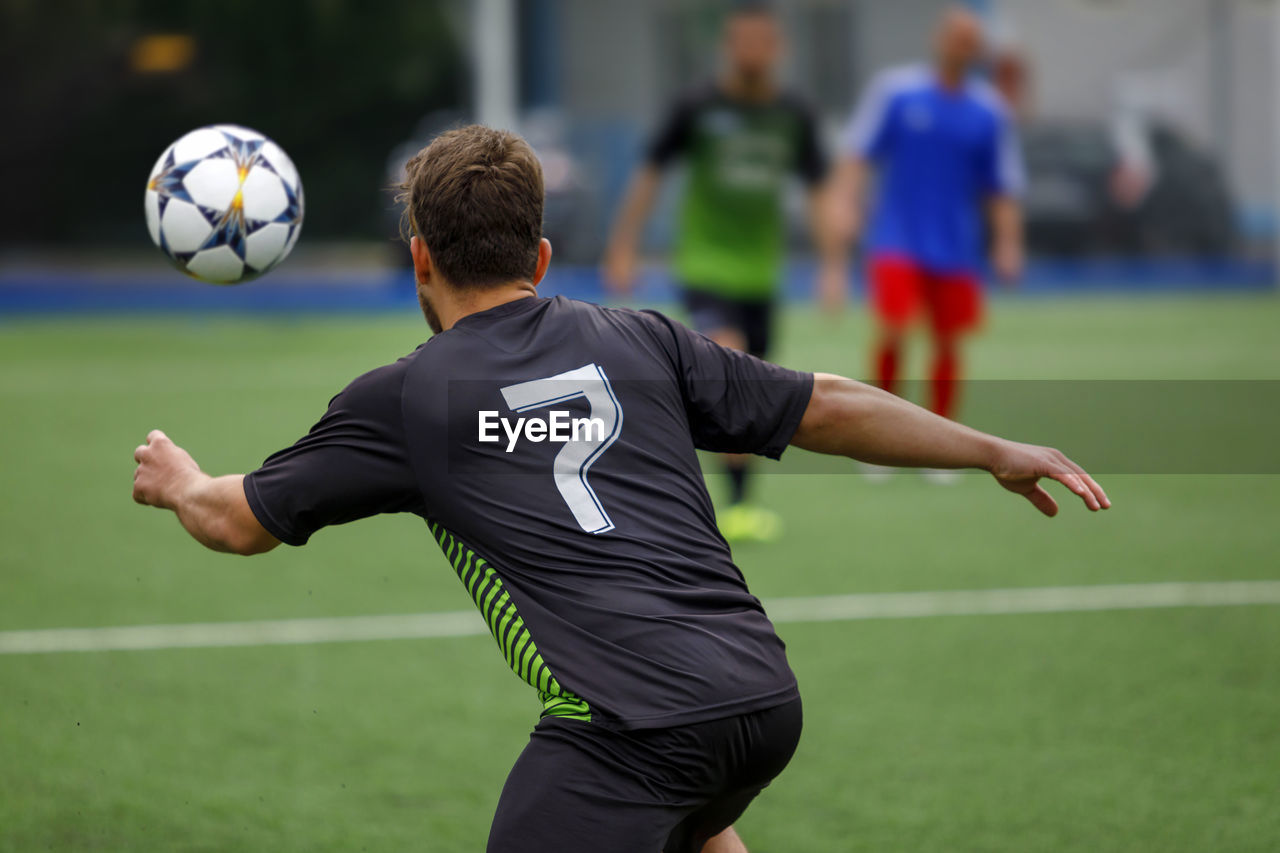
[[144, 124, 304, 284]]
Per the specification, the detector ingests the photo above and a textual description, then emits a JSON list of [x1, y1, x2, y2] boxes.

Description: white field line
[[2, 581, 1279, 656]]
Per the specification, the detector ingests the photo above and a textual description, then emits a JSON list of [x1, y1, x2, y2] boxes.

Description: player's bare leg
[[706, 328, 781, 542], [928, 330, 962, 421], [921, 330, 963, 484], [863, 323, 908, 482], [701, 826, 749, 853], [872, 323, 905, 397]]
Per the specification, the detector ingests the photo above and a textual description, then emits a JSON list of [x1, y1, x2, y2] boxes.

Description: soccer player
[[828, 6, 1026, 481], [132, 126, 1108, 853], [603, 0, 843, 541]]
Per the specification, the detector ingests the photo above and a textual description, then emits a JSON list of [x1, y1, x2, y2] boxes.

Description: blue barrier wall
[[0, 259, 1273, 315]]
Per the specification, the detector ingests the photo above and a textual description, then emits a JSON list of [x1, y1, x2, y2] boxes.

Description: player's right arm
[[132, 363, 424, 554], [792, 374, 1110, 516], [132, 431, 279, 555], [602, 94, 697, 296], [602, 166, 662, 296], [823, 71, 896, 309]]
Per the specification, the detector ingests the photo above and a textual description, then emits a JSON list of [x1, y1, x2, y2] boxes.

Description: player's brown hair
[[398, 125, 544, 289]]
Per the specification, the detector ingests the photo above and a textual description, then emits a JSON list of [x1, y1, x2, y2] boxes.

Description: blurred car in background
[[1023, 119, 1236, 258]]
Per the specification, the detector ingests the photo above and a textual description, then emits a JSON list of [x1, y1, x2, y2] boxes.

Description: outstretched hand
[[133, 429, 201, 510], [988, 441, 1110, 517], [991, 239, 1024, 288], [131, 431, 276, 555]]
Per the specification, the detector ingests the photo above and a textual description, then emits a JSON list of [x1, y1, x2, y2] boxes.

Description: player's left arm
[[989, 195, 1024, 284], [793, 374, 1110, 516], [658, 313, 1107, 516], [986, 102, 1028, 284], [133, 430, 279, 555]]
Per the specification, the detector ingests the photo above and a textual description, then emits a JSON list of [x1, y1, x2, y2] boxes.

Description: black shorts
[[680, 288, 776, 359], [487, 698, 803, 853]]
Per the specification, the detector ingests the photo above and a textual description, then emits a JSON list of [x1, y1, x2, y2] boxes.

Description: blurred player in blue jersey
[[828, 6, 1026, 479]]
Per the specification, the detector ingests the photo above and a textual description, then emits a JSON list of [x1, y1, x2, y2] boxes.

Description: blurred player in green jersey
[[604, 1, 842, 543]]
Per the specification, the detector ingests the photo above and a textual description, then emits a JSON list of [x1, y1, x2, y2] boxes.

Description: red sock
[[931, 343, 962, 414], [931, 347, 960, 419], [875, 342, 900, 395]]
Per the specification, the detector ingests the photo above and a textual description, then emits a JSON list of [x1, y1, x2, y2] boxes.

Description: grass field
[[2, 294, 1279, 852]]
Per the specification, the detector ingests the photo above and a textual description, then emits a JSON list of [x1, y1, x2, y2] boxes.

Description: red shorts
[[869, 255, 982, 336]]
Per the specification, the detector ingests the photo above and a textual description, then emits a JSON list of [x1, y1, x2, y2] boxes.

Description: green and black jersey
[[244, 296, 813, 730], [648, 85, 827, 300]]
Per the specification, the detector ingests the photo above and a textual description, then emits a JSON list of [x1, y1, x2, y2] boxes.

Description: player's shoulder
[[866, 62, 933, 98], [773, 88, 821, 123], [964, 76, 1014, 120], [332, 349, 420, 410], [553, 295, 669, 335], [547, 296, 686, 357], [666, 82, 721, 115]]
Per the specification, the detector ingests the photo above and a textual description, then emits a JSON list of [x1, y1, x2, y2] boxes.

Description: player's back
[[401, 296, 812, 728]]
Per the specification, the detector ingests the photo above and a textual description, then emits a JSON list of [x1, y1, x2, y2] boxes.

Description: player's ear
[[531, 238, 553, 287], [410, 235, 433, 286]]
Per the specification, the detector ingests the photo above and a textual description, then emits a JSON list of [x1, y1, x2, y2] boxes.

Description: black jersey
[[244, 296, 814, 729]]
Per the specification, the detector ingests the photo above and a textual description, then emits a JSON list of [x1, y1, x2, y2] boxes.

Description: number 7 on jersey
[[500, 363, 623, 535]]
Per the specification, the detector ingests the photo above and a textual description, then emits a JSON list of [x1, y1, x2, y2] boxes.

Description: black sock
[[726, 463, 749, 505]]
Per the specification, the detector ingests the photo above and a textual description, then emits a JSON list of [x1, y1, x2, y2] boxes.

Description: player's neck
[[722, 71, 775, 102], [935, 61, 968, 92], [437, 283, 538, 331]]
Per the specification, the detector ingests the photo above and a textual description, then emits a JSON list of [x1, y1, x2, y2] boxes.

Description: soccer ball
[[145, 124, 304, 284]]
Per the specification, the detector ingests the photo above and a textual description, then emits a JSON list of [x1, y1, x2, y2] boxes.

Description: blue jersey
[[843, 64, 1025, 276]]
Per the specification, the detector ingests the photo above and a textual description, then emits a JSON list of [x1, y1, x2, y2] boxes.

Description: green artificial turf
[[1, 293, 1277, 851]]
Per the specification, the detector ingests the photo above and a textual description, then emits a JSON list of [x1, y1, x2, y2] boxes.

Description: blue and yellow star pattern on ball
[[148, 129, 303, 271]]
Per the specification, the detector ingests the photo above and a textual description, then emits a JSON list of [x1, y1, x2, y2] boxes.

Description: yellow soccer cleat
[[718, 504, 784, 544]]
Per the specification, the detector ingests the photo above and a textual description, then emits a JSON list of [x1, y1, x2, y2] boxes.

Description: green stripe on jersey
[[429, 521, 591, 722]]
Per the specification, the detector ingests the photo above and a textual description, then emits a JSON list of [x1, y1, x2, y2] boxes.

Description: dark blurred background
[[1, 0, 1275, 278], [0, 0, 464, 245]]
